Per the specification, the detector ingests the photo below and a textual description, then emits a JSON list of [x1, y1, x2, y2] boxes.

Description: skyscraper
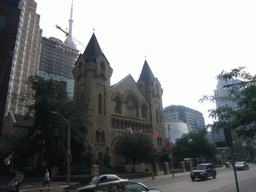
[[38, 0, 78, 98], [38, 37, 79, 97], [0, 0, 42, 135], [163, 105, 205, 132], [212, 78, 241, 148]]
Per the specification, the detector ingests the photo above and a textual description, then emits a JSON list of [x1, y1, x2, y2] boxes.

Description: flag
[[153, 131, 159, 136], [165, 138, 170, 151], [140, 129, 144, 133], [127, 127, 134, 135]]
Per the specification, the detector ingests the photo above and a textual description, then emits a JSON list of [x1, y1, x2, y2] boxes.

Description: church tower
[[137, 61, 164, 149], [73, 33, 113, 157]]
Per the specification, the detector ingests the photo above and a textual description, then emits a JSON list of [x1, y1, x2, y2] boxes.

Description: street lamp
[[52, 111, 71, 185], [167, 125, 174, 177], [222, 83, 240, 192], [224, 128, 239, 192]]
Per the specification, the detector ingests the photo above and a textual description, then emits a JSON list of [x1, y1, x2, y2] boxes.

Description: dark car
[[108, 181, 161, 192], [235, 161, 249, 170], [63, 174, 128, 192], [190, 163, 217, 181]]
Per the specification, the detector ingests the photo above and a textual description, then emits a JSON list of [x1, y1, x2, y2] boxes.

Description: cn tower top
[[64, 0, 77, 49]]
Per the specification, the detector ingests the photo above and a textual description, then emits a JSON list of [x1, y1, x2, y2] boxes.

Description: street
[[139, 164, 256, 192], [20, 164, 256, 192]]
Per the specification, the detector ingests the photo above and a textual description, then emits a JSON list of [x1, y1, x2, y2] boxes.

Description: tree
[[116, 133, 157, 172], [24, 75, 90, 170], [201, 67, 256, 139], [173, 130, 217, 164]]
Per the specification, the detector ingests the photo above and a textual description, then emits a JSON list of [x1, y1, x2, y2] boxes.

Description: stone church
[[72, 33, 165, 166]]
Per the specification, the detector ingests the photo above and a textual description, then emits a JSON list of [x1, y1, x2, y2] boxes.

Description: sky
[[35, 0, 256, 125]]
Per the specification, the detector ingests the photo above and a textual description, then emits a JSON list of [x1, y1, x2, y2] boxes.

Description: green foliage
[[81, 151, 94, 168], [201, 67, 256, 139], [24, 75, 90, 169], [116, 133, 157, 172], [173, 130, 217, 162]]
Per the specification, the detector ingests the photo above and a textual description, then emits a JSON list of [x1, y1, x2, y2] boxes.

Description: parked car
[[63, 174, 128, 192], [108, 181, 162, 192], [190, 163, 217, 181], [235, 161, 249, 170]]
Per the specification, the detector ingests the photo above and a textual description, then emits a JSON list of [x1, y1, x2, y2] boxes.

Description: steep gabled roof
[[138, 60, 155, 85], [111, 74, 132, 91], [82, 33, 102, 61], [111, 74, 151, 104]]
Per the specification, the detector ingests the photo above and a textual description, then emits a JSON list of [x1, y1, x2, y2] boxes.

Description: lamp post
[[168, 125, 174, 177], [52, 111, 71, 185], [222, 83, 240, 192], [225, 128, 239, 192]]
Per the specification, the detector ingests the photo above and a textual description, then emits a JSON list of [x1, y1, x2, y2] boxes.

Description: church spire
[[82, 33, 103, 62], [138, 60, 155, 85]]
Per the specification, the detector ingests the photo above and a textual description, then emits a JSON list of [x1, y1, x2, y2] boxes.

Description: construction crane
[[55, 24, 85, 49]]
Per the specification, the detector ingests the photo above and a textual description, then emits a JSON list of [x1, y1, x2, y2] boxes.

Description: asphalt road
[[138, 164, 256, 192], [19, 164, 256, 192]]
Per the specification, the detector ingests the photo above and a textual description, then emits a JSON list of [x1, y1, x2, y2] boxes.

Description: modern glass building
[[38, 37, 79, 98], [213, 78, 241, 148], [165, 118, 191, 143], [163, 105, 205, 132]]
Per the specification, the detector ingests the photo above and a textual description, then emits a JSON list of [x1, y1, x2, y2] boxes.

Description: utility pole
[[168, 124, 174, 177], [52, 111, 71, 184]]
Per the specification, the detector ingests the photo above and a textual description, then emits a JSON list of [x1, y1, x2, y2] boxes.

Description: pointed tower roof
[[82, 33, 102, 61], [138, 60, 155, 85]]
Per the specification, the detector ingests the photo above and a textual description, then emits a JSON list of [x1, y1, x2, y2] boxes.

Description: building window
[[96, 130, 100, 143], [101, 131, 105, 143], [125, 95, 136, 111], [141, 104, 147, 119], [156, 109, 159, 124], [98, 93, 102, 114], [112, 119, 115, 128], [114, 96, 121, 114]]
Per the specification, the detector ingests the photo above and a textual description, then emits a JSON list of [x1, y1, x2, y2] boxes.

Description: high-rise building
[[38, 37, 79, 97], [163, 105, 205, 132], [212, 78, 241, 148], [0, 0, 42, 135], [38, 1, 79, 98]]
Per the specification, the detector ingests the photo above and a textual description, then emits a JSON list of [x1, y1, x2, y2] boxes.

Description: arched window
[[116, 119, 120, 128], [141, 104, 147, 119], [98, 93, 102, 114], [101, 131, 105, 143], [114, 96, 121, 114], [125, 95, 137, 111], [96, 130, 100, 143], [112, 119, 116, 128], [120, 120, 124, 129], [156, 109, 159, 124], [159, 137, 163, 146], [156, 84, 159, 93]]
